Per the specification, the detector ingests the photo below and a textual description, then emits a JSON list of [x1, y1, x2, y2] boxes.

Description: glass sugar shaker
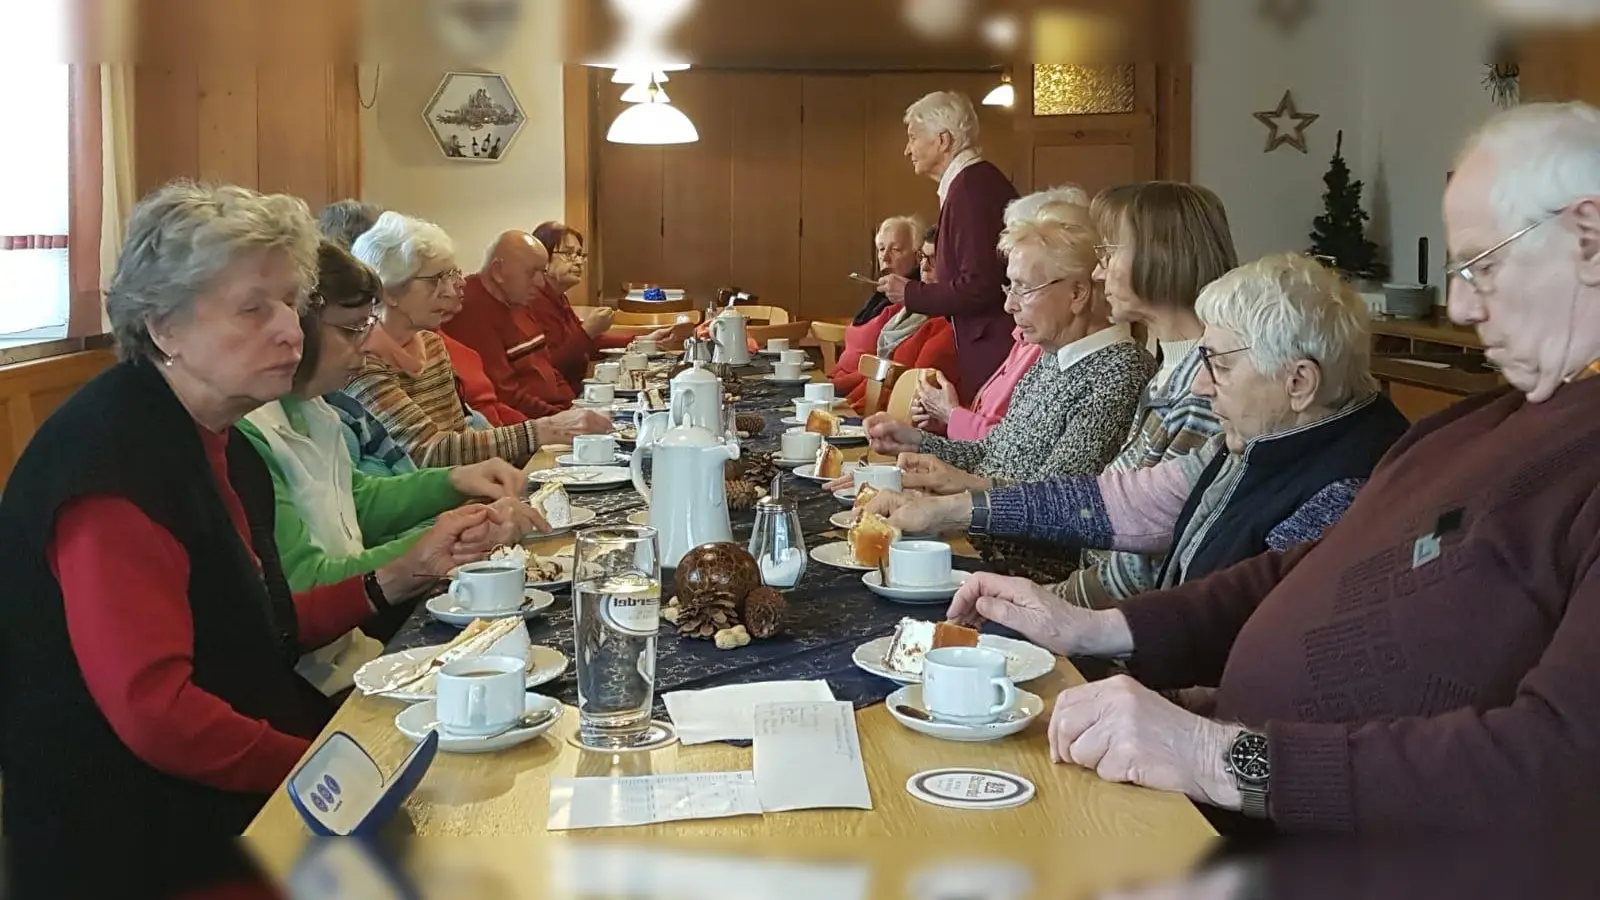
[[748, 473, 806, 591]]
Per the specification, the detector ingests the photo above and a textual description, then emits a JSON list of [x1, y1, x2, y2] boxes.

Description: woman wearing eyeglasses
[[237, 241, 549, 697]]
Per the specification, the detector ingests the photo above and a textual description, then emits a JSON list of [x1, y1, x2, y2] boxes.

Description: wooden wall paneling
[[195, 66, 259, 187], [329, 65, 363, 203], [728, 74, 803, 309], [800, 75, 871, 322], [594, 84, 665, 297], [133, 67, 199, 195], [257, 66, 332, 206], [660, 71, 734, 301]]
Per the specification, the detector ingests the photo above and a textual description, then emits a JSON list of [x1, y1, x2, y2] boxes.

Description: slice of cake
[[881, 618, 980, 677], [814, 442, 844, 478], [805, 407, 841, 437], [848, 510, 900, 568], [852, 482, 880, 511], [528, 482, 571, 529], [645, 387, 666, 411]]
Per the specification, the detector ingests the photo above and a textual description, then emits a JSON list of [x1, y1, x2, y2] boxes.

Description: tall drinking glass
[[572, 526, 662, 749]]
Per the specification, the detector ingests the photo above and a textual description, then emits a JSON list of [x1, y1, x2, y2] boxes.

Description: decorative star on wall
[[1254, 90, 1319, 154], [1259, 0, 1314, 31]]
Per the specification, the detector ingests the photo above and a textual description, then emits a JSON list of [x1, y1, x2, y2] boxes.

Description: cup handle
[[990, 677, 1017, 717], [468, 683, 487, 729], [448, 580, 471, 609]]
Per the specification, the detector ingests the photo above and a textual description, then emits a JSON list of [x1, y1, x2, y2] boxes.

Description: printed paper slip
[[547, 772, 762, 831], [751, 700, 873, 812], [663, 680, 835, 745]]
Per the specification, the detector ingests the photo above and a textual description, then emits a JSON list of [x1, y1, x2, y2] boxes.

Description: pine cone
[[676, 590, 741, 640], [735, 412, 766, 436], [741, 586, 786, 639], [725, 479, 760, 512], [739, 450, 778, 489]]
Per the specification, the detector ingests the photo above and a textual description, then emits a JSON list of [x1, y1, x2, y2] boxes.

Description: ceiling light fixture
[[607, 80, 699, 144], [982, 71, 1015, 107]]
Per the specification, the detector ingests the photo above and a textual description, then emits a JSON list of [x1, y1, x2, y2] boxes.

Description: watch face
[[1229, 733, 1270, 783]]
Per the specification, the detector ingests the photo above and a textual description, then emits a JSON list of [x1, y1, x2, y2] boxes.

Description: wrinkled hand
[[1048, 675, 1241, 810], [862, 490, 968, 535], [877, 273, 910, 304], [915, 372, 959, 424], [447, 458, 525, 500], [642, 325, 674, 343], [864, 412, 923, 455], [480, 496, 549, 544], [582, 307, 616, 338], [376, 505, 494, 601], [897, 452, 986, 495], [535, 408, 611, 447], [947, 572, 1131, 657]]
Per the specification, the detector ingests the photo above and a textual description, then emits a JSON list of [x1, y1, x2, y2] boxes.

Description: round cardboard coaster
[[905, 768, 1036, 810], [567, 720, 678, 753]]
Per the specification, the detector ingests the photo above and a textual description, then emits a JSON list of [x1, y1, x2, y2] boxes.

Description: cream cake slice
[[882, 617, 980, 677], [529, 481, 572, 529]]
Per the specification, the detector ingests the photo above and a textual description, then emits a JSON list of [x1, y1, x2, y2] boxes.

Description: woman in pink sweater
[[913, 327, 1041, 439]]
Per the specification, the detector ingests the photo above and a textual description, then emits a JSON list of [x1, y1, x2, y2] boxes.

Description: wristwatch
[[363, 570, 391, 610], [1225, 730, 1271, 819], [969, 490, 991, 534]]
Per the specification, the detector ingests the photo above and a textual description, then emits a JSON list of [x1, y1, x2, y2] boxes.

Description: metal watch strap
[[1239, 782, 1269, 819]]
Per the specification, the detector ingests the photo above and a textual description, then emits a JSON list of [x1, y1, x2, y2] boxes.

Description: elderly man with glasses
[[900, 102, 1600, 834]]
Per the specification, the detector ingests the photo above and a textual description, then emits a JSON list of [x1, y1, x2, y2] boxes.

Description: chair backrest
[[887, 367, 935, 424], [856, 354, 908, 417], [748, 321, 812, 349], [808, 321, 847, 374], [613, 309, 701, 327], [732, 304, 791, 325], [618, 297, 694, 314]]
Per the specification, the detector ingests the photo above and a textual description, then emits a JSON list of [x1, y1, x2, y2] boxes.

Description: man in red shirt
[[441, 231, 576, 418]]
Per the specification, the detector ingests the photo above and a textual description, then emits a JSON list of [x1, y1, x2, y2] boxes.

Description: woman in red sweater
[[835, 224, 960, 411], [0, 183, 523, 837]]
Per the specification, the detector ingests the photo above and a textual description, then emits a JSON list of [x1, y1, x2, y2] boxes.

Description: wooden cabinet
[[0, 350, 114, 489]]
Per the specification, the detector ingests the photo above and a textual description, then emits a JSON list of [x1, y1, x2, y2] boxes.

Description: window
[[0, 5, 70, 342]]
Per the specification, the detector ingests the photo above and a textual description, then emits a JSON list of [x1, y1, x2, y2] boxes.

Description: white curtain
[[0, 64, 71, 337], [100, 65, 136, 321]]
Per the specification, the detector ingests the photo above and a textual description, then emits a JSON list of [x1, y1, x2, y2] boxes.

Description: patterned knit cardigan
[[919, 338, 1154, 581]]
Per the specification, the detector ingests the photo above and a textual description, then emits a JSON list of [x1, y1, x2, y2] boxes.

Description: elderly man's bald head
[[480, 229, 550, 305]]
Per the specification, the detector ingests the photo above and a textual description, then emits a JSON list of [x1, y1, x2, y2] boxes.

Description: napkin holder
[[287, 730, 438, 836]]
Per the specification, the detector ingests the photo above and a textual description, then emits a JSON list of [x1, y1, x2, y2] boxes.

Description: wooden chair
[[887, 367, 935, 424], [808, 321, 847, 374], [618, 296, 694, 314], [856, 354, 908, 418], [731, 304, 791, 325], [747, 321, 812, 351], [612, 309, 701, 327]]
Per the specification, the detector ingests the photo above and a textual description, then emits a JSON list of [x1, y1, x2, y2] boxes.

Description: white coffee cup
[[766, 338, 790, 353], [922, 647, 1017, 726], [632, 338, 659, 354], [804, 382, 835, 404], [852, 464, 902, 493], [435, 655, 526, 737], [794, 398, 826, 420], [584, 383, 616, 405], [619, 352, 647, 374], [573, 433, 617, 464], [774, 361, 804, 380], [593, 362, 621, 384], [780, 429, 823, 462], [887, 540, 952, 588], [447, 560, 525, 612], [780, 349, 808, 366]]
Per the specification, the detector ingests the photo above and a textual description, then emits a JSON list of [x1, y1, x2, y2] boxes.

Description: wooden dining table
[[244, 359, 1217, 890]]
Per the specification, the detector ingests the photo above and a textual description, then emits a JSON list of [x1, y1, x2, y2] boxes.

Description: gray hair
[[317, 199, 384, 249], [105, 181, 319, 363], [351, 210, 456, 291], [876, 216, 923, 248], [1005, 185, 1089, 227], [904, 91, 980, 154], [1457, 101, 1600, 248], [1195, 253, 1377, 407]]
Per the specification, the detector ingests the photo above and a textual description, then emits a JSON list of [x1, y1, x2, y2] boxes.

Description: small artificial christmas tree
[[1308, 130, 1388, 281]]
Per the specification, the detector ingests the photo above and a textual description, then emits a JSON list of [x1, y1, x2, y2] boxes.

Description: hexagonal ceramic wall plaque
[[423, 72, 526, 163]]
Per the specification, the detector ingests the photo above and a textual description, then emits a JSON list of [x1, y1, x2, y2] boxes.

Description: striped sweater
[[344, 330, 543, 468]]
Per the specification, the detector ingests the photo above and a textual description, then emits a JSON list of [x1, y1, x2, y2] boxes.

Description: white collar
[[1056, 323, 1133, 373], [937, 149, 981, 205]]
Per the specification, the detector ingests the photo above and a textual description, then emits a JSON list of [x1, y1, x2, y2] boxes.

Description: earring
[[162, 354, 176, 367]]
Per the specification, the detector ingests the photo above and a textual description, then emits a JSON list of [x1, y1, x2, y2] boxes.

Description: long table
[[244, 361, 1216, 885]]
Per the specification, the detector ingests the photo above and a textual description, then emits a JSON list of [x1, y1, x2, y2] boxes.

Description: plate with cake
[[475, 544, 575, 590], [793, 443, 855, 483], [525, 483, 598, 536], [353, 617, 569, 701], [794, 408, 867, 444], [809, 509, 901, 570], [854, 618, 1056, 684]]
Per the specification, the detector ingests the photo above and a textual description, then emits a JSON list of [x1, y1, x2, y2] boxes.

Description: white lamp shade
[[607, 100, 699, 144], [612, 68, 671, 85], [982, 81, 1015, 107]]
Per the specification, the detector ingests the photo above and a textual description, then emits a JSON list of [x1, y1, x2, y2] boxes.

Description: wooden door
[[594, 85, 665, 297], [800, 75, 871, 322], [728, 74, 804, 309], [659, 71, 734, 302]]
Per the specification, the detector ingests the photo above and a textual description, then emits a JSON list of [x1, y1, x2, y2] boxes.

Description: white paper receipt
[[751, 701, 873, 812], [663, 680, 835, 745], [546, 772, 762, 831]]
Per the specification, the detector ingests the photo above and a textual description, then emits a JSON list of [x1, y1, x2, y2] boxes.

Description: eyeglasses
[[1445, 212, 1557, 294], [1198, 344, 1252, 383], [553, 248, 588, 261], [1004, 278, 1063, 302], [414, 267, 464, 290], [309, 291, 379, 343], [1094, 244, 1122, 266]]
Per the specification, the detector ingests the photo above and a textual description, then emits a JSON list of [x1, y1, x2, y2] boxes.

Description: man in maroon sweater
[[948, 101, 1600, 833], [879, 91, 1018, 403]]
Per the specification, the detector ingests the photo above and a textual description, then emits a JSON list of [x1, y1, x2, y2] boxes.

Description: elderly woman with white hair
[[912, 184, 1089, 440], [346, 211, 607, 467], [0, 183, 493, 837], [833, 215, 927, 397], [870, 253, 1407, 606], [879, 90, 1019, 400]]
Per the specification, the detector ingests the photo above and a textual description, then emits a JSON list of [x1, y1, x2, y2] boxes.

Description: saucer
[[557, 453, 631, 468], [625, 510, 650, 527], [527, 505, 597, 538], [886, 685, 1042, 743], [356, 645, 570, 701], [792, 462, 857, 483], [786, 424, 867, 445], [774, 455, 813, 469], [852, 634, 1056, 685], [395, 694, 564, 754], [763, 374, 811, 385], [862, 570, 969, 605], [809, 541, 875, 571], [426, 588, 556, 627]]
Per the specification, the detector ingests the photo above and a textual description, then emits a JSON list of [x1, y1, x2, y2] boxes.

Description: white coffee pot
[[666, 360, 722, 432], [630, 405, 737, 569], [710, 307, 750, 366]]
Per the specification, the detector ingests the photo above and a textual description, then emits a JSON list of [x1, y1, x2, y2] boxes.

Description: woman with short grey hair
[[317, 199, 383, 249], [0, 181, 494, 837], [866, 253, 1410, 608]]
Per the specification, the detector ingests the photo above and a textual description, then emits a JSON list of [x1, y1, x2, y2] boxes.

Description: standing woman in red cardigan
[[0, 183, 498, 839]]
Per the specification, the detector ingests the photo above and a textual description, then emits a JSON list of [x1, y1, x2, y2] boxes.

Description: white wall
[[358, 0, 566, 266], [1193, 0, 1497, 293]]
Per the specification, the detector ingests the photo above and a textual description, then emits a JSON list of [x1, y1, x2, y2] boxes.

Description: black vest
[[1162, 393, 1410, 584], [0, 360, 324, 838]]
